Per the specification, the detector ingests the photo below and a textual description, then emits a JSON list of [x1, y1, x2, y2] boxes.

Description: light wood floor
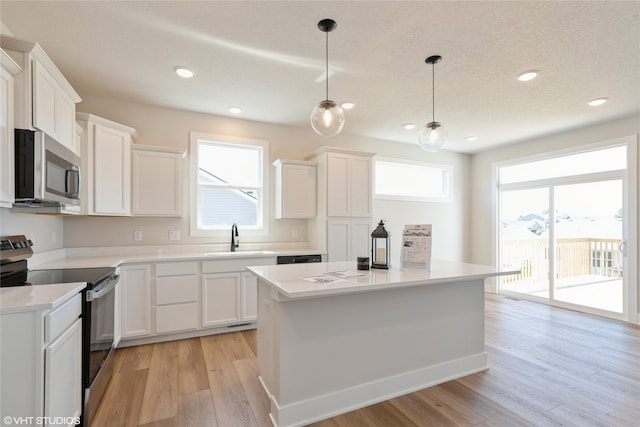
[[92, 294, 640, 426]]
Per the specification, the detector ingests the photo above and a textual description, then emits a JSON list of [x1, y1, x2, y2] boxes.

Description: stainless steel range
[[0, 235, 118, 426]]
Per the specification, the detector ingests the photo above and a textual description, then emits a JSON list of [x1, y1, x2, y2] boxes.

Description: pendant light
[[418, 55, 448, 152], [310, 18, 345, 137]]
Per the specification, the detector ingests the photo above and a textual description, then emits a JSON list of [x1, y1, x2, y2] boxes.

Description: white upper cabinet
[[131, 144, 185, 217], [273, 159, 317, 219], [0, 48, 21, 208], [307, 147, 374, 218], [1, 35, 81, 153], [77, 113, 136, 216]]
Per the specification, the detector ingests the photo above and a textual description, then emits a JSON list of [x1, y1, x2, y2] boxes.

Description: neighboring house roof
[[199, 169, 257, 227]]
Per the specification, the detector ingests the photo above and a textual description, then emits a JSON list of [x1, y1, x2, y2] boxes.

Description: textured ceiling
[[1, 1, 639, 153]]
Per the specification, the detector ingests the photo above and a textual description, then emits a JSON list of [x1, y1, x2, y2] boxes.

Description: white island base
[[249, 260, 517, 427]]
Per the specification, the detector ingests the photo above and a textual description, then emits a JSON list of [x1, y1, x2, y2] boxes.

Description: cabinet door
[[54, 90, 75, 152], [93, 123, 131, 215], [328, 220, 350, 262], [349, 156, 372, 217], [202, 273, 241, 327], [241, 272, 258, 321], [327, 153, 350, 216], [350, 220, 372, 260], [120, 264, 151, 338], [114, 281, 121, 348], [44, 318, 82, 423], [276, 162, 316, 218], [0, 66, 14, 207], [32, 59, 56, 137], [132, 148, 182, 216]]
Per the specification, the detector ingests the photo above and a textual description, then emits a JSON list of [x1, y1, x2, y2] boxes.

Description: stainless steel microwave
[[14, 129, 81, 206]]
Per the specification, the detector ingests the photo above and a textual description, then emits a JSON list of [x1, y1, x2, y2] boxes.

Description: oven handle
[[86, 275, 119, 301]]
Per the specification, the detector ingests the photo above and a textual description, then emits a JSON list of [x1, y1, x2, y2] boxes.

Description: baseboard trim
[[264, 352, 488, 427]]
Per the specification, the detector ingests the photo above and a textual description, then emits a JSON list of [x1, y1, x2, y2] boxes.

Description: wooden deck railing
[[501, 238, 622, 283]]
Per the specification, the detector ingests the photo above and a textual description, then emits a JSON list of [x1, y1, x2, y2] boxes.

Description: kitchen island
[[247, 260, 518, 427]]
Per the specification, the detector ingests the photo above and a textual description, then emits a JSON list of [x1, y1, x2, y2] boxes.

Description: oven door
[[84, 274, 118, 426], [86, 275, 117, 385]]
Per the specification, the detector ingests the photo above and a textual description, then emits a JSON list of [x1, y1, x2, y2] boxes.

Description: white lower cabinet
[[44, 318, 82, 426], [0, 292, 82, 425], [155, 261, 198, 334], [327, 219, 371, 262], [201, 257, 275, 327], [113, 279, 122, 348], [202, 273, 241, 327], [120, 264, 151, 338], [241, 272, 258, 321], [119, 257, 275, 344]]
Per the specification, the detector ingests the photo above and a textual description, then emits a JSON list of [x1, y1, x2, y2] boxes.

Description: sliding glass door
[[552, 180, 624, 312], [497, 140, 636, 321]]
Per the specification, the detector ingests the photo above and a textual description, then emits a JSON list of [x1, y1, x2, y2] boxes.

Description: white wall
[[61, 94, 470, 259], [469, 114, 639, 313], [0, 209, 64, 253]]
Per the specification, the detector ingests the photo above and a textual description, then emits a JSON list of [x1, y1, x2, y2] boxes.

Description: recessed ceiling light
[[588, 97, 609, 106], [174, 66, 194, 78], [517, 70, 539, 82], [341, 102, 355, 110], [228, 106, 242, 114], [466, 136, 478, 142], [403, 123, 416, 130]]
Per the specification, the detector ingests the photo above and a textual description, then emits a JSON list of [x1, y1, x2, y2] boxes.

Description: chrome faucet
[[231, 223, 239, 252]]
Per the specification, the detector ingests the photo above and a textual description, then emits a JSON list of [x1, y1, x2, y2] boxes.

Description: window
[[190, 132, 269, 236], [373, 158, 451, 202]]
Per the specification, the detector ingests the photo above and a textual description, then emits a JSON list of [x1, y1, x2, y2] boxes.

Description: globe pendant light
[[419, 55, 448, 152], [310, 19, 345, 137]]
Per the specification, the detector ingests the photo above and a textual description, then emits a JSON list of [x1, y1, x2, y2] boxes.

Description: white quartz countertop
[[247, 259, 519, 299], [32, 248, 324, 270], [0, 282, 85, 314], [3, 248, 322, 313]]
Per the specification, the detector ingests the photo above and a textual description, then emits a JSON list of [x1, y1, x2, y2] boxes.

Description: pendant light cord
[[325, 29, 329, 101], [431, 61, 435, 123]]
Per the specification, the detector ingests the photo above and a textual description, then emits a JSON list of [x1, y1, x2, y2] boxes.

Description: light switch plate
[[169, 230, 181, 241]]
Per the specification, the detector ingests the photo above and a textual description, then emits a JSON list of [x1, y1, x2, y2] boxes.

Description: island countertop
[[248, 259, 518, 300]]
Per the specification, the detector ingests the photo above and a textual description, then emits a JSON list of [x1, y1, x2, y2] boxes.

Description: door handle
[[618, 240, 627, 257]]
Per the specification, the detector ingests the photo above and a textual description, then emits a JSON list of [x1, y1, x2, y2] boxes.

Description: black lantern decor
[[371, 220, 391, 269]]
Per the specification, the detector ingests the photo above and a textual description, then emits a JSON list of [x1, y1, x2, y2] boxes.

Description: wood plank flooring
[[91, 294, 640, 426]]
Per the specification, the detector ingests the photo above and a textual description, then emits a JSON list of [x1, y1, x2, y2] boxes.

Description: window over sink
[[189, 132, 269, 236]]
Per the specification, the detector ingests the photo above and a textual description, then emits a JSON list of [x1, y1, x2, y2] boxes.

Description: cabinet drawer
[[156, 303, 198, 333], [155, 276, 198, 305], [156, 261, 198, 276], [45, 293, 82, 343], [202, 257, 275, 274]]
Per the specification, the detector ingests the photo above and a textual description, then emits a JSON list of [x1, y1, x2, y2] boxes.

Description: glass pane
[[375, 160, 449, 199], [499, 188, 550, 298], [198, 141, 261, 187], [553, 180, 623, 313], [199, 187, 258, 228], [499, 146, 626, 184]]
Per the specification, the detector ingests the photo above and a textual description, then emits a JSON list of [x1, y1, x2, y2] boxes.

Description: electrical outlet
[[169, 230, 181, 241], [291, 229, 299, 239], [134, 230, 143, 241]]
